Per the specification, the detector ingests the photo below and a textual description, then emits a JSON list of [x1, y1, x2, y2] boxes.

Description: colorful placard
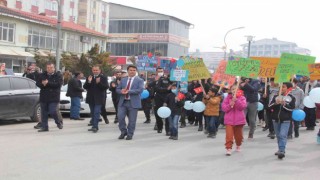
[[275, 64, 295, 83], [279, 53, 316, 76], [181, 57, 211, 81], [179, 81, 188, 93], [225, 58, 261, 78], [170, 69, 189, 82], [136, 55, 158, 72], [308, 63, 320, 80], [250, 57, 280, 77], [212, 60, 236, 88]]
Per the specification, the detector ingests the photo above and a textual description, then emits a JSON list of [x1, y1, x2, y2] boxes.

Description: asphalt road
[[0, 112, 319, 180]]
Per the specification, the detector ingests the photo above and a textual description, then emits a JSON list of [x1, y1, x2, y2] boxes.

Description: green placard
[[280, 53, 316, 76], [274, 64, 294, 83], [225, 58, 261, 78]]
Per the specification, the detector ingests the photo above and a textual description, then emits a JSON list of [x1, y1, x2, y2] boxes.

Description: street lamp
[[223, 26, 245, 60], [54, 0, 62, 71], [245, 35, 254, 58]]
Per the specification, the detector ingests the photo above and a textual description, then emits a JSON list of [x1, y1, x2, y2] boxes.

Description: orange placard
[[309, 63, 320, 80], [250, 57, 280, 78], [212, 60, 236, 89]]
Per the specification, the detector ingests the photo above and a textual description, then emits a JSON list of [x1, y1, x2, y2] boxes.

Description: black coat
[[241, 79, 261, 103], [36, 71, 63, 103], [83, 74, 109, 105], [66, 77, 84, 98], [109, 78, 120, 100], [269, 94, 296, 123], [165, 92, 185, 115], [149, 76, 171, 106], [26, 71, 39, 81]]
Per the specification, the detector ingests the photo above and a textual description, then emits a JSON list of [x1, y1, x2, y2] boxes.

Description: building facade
[[6, 0, 79, 23], [241, 38, 311, 57], [77, 0, 109, 34], [0, 5, 107, 73], [106, 3, 191, 58]]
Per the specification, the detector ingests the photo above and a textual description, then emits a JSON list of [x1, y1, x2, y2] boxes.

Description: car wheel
[[30, 103, 41, 122]]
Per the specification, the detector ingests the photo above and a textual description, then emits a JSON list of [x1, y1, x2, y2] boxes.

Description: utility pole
[[55, 0, 62, 70]]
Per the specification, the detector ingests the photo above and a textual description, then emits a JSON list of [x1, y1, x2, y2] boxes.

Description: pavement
[[0, 112, 319, 180]]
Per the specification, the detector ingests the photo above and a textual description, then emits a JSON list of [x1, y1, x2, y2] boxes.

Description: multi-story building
[[6, 0, 79, 23], [77, 0, 108, 34], [106, 3, 192, 58], [0, 5, 107, 72], [241, 38, 311, 57]]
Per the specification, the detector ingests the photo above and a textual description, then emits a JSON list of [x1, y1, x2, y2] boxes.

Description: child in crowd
[[222, 85, 247, 156], [164, 83, 185, 140], [141, 83, 153, 124], [203, 87, 221, 138], [269, 82, 296, 159]]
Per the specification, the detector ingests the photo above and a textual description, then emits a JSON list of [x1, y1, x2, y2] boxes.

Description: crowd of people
[[19, 62, 320, 159]]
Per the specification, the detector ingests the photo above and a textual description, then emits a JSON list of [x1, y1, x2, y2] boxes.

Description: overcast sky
[[110, 0, 319, 61]]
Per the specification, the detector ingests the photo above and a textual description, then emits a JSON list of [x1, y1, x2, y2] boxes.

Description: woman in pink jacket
[[222, 85, 247, 156]]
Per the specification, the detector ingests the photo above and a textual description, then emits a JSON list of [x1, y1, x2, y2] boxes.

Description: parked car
[[0, 76, 41, 122], [59, 79, 115, 115]]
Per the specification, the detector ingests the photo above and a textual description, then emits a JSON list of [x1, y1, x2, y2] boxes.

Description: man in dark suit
[[36, 62, 63, 132], [117, 65, 144, 140], [109, 71, 121, 123], [83, 66, 108, 133]]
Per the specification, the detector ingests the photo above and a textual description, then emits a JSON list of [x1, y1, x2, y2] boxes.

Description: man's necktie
[[125, 78, 132, 99]]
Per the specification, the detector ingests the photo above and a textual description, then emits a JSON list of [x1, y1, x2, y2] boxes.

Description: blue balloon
[[157, 107, 171, 118], [193, 101, 206, 112], [292, 109, 306, 122], [257, 102, 264, 111], [141, 89, 149, 99], [177, 59, 185, 67], [184, 101, 194, 110]]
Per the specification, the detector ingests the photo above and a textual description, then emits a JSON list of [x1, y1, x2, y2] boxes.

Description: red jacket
[[222, 94, 247, 126]]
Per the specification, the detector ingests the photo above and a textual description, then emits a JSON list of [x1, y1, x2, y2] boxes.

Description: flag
[[236, 90, 244, 97], [194, 87, 203, 94], [177, 92, 185, 100]]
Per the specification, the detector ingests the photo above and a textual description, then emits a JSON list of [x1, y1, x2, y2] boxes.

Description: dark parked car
[[0, 76, 41, 122]]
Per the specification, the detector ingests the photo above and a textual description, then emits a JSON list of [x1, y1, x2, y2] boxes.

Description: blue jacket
[[241, 79, 261, 103], [116, 76, 144, 109]]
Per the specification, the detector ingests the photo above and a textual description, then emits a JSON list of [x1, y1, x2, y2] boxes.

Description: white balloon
[[157, 107, 171, 118], [184, 101, 194, 110], [309, 88, 320, 103], [192, 101, 206, 113], [303, 96, 316, 108], [258, 94, 261, 101]]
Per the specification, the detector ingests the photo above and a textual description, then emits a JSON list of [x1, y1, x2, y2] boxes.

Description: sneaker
[[226, 149, 232, 156], [274, 151, 280, 156], [287, 135, 293, 139], [204, 130, 209, 134], [57, 124, 63, 129], [169, 136, 173, 139], [207, 134, 216, 138], [278, 152, 285, 159], [34, 122, 42, 129], [172, 136, 178, 140], [180, 124, 186, 128], [144, 120, 151, 124], [248, 133, 253, 139], [198, 126, 203, 131], [236, 146, 241, 152]]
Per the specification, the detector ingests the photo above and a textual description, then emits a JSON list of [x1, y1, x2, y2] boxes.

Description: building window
[[31, 0, 39, 6], [0, 22, 15, 43], [28, 26, 57, 49], [109, 43, 168, 56], [108, 20, 169, 34], [66, 33, 81, 53]]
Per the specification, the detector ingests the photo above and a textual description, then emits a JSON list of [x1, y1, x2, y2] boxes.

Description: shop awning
[[0, 49, 34, 57]]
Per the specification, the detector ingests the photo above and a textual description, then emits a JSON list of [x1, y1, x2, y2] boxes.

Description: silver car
[[59, 79, 114, 115], [0, 76, 41, 122]]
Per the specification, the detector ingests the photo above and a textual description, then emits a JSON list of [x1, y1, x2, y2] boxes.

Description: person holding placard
[[269, 82, 296, 159], [203, 87, 221, 138], [240, 78, 261, 139]]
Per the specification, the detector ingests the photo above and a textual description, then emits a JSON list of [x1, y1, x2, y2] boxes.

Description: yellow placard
[[182, 57, 211, 81], [250, 57, 280, 78], [309, 63, 320, 80]]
